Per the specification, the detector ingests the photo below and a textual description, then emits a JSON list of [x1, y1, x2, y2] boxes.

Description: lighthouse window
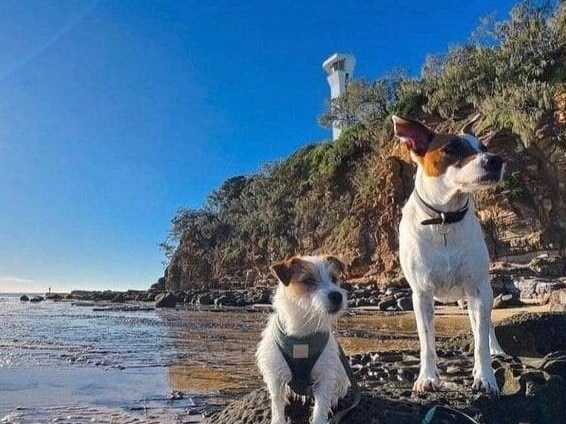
[[332, 60, 345, 72]]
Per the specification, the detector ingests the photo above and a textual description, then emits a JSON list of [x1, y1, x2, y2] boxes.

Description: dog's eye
[[443, 141, 461, 156], [331, 275, 339, 285], [302, 277, 317, 286]]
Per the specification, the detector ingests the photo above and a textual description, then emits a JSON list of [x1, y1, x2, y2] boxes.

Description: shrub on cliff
[[161, 1, 566, 290], [405, 1, 566, 143]]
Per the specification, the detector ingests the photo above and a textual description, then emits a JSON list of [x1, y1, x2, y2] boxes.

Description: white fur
[[256, 256, 350, 424], [399, 131, 505, 397]]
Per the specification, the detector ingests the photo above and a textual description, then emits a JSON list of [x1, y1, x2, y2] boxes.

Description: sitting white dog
[[393, 115, 505, 396], [256, 255, 350, 424]]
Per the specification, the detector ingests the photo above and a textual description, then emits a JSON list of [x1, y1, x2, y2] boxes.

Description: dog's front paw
[[490, 346, 506, 356], [413, 375, 440, 392], [472, 373, 500, 397]]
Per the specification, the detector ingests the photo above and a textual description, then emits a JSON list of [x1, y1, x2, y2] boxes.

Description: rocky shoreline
[[208, 313, 566, 424], [12, 256, 566, 424], [17, 257, 566, 314]]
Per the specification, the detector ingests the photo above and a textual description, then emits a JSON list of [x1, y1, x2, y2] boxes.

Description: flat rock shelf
[[208, 313, 566, 424]]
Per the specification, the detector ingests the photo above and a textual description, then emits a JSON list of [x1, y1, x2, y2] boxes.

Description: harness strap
[[275, 318, 330, 396], [274, 317, 361, 422], [329, 344, 362, 424], [414, 190, 469, 226]]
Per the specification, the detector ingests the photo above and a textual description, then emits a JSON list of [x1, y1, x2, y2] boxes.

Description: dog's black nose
[[328, 291, 343, 307], [482, 154, 503, 172]]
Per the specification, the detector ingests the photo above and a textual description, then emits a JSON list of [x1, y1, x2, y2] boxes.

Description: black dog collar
[[414, 191, 469, 226]]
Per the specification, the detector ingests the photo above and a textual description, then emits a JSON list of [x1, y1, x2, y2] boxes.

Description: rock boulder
[[155, 292, 177, 308]]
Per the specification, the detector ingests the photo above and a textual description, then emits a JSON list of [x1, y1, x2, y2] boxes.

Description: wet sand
[[340, 304, 549, 353], [160, 304, 550, 406], [0, 367, 203, 423]]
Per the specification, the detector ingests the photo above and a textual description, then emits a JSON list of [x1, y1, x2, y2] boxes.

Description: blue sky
[[0, 0, 522, 292]]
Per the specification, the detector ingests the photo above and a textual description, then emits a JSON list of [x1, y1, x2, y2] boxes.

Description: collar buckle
[[415, 191, 470, 227]]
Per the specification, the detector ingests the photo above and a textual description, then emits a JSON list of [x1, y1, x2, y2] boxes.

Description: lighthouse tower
[[323, 53, 356, 140]]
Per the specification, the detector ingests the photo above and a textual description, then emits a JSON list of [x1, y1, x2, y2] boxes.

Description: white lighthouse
[[323, 53, 356, 140]]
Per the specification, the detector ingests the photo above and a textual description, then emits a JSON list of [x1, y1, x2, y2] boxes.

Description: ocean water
[[0, 294, 170, 369], [0, 294, 266, 423]]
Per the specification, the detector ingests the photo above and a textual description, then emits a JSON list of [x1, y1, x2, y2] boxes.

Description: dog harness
[[274, 318, 329, 396], [274, 317, 362, 423], [414, 190, 470, 226]]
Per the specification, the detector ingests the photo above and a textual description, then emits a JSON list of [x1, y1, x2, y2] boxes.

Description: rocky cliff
[[157, 2, 566, 290]]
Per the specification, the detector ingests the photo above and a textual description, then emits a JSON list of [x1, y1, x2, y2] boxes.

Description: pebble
[[445, 365, 462, 374]]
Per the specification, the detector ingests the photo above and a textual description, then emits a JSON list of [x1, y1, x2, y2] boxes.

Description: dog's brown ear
[[270, 258, 298, 286], [392, 115, 434, 156], [460, 113, 482, 136], [324, 255, 346, 276]]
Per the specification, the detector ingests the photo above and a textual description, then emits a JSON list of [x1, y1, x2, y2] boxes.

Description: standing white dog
[[256, 255, 350, 424], [392, 115, 505, 396]]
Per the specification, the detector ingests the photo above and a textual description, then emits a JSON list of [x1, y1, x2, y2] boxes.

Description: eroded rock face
[[450, 313, 566, 358], [158, 115, 566, 291], [494, 313, 566, 358]]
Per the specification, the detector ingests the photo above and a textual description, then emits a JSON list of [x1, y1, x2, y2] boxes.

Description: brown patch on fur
[[270, 258, 296, 286], [271, 257, 320, 297], [421, 134, 478, 177], [271, 255, 344, 296], [324, 255, 346, 275], [286, 259, 319, 297], [287, 277, 313, 297], [323, 255, 346, 285]]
